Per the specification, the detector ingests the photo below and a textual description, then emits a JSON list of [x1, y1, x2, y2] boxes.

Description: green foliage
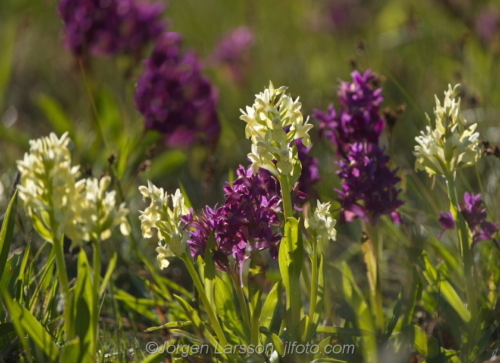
[[0, 191, 17, 282]]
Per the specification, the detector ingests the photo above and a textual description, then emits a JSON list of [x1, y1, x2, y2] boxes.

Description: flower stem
[[363, 221, 384, 333], [51, 230, 73, 341], [229, 267, 251, 332], [307, 239, 319, 340], [279, 174, 293, 220], [444, 172, 477, 324], [92, 241, 101, 358], [181, 254, 229, 347]]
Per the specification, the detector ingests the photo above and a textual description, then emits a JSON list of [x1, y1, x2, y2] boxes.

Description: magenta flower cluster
[[182, 166, 281, 270], [313, 70, 403, 224], [58, 0, 165, 57], [439, 193, 499, 248], [134, 33, 220, 148]]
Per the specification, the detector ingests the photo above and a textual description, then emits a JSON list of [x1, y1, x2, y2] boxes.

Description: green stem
[[181, 254, 229, 346], [363, 221, 384, 333], [278, 174, 293, 220], [51, 228, 73, 341], [247, 252, 261, 346], [307, 239, 319, 340], [229, 268, 251, 333], [444, 172, 477, 324], [92, 241, 101, 358]]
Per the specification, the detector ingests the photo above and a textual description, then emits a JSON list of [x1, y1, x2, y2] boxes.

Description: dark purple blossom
[[438, 211, 455, 238], [134, 32, 220, 148], [335, 143, 403, 224], [313, 70, 403, 224], [58, 0, 165, 57], [438, 193, 499, 248], [314, 70, 384, 157], [182, 165, 281, 270]]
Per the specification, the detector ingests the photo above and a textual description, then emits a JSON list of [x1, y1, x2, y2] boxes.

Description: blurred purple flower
[[58, 0, 165, 57], [438, 211, 455, 238], [313, 70, 403, 224], [182, 165, 281, 271], [314, 70, 384, 157], [327, 0, 371, 33], [134, 32, 220, 148], [335, 143, 403, 224], [211, 26, 254, 84], [475, 6, 500, 44], [461, 193, 499, 247], [438, 193, 499, 248], [212, 26, 254, 65]]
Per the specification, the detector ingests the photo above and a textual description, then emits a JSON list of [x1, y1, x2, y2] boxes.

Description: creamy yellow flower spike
[[17, 132, 130, 247], [240, 82, 313, 176], [139, 182, 189, 269], [305, 200, 337, 242], [414, 84, 481, 176], [17, 132, 83, 243], [78, 176, 130, 242]]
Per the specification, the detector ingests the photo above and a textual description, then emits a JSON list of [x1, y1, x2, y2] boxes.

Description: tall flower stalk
[[414, 84, 481, 324], [240, 82, 314, 339], [314, 70, 404, 336]]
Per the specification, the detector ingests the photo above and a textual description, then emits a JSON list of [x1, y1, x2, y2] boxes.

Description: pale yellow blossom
[[139, 182, 189, 269], [414, 84, 481, 175]]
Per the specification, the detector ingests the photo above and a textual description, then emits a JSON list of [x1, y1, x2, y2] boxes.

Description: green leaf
[[36, 94, 74, 135], [99, 252, 117, 297], [307, 253, 325, 341], [1, 289, 59, 362], [278, 217, 303, 338], [384, 291, 404, 339], [259, 329, 284, 356], [421, 254, 470, 323], [178, 182, 193, 209], [173, 294, 225, 358], [138, 350, 168, 363], [15, 243, 31, 304], [32, 213, 53, 243], [144, 321, 192, 332], [144, 150, 187, 180], [72, 250, 95, 362], [0, 191, 17, 282], [215, 276, 246, 342], [260, 280, 282, 331], [331, 263, 377, 361], [173, 295, 203, 331], [60, 338, 81, 363], [203, 234, 216, 308], [402, 324, 427, 357]]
